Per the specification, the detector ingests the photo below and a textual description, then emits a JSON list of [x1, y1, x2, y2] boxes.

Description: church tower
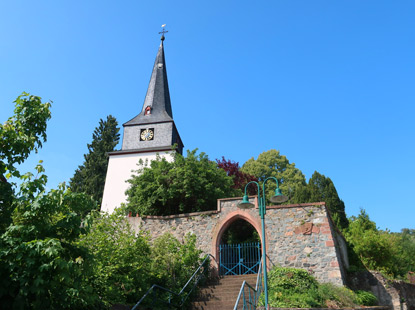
[[101, 34, 183, 213]]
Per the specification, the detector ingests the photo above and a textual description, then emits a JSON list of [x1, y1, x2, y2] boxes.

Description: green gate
[[219, 242, 261, 276]]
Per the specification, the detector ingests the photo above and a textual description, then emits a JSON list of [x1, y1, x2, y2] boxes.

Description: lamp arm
[[261, 177, 282, 215], [243, 181, 260, 196], [262, 176, 281, 192]]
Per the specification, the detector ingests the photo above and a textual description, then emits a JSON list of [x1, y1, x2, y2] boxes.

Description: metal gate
[[219, 242, 261, 276]]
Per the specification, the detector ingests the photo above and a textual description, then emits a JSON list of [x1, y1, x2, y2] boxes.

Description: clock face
[[140, 128, 154, 141]]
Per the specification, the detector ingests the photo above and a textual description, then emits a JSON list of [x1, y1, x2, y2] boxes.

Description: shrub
[[265, 267, 321, 308], [355, 290, 378, 306], [263, 267, 377, 308], [318, 283, 357, 308], [78, 210, 152, 306]]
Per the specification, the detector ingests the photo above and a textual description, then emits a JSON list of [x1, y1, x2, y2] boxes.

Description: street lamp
[[238, 177, 288, 309]]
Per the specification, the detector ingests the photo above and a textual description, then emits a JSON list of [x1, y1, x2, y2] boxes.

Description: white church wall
[[101, 151, 174, 213]]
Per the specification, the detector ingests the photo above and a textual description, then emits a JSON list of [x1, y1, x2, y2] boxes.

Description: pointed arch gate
[[219, 242, 261, 275]]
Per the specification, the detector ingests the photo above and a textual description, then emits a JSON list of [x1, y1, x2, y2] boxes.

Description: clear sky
[[1, 1, 414, 232]]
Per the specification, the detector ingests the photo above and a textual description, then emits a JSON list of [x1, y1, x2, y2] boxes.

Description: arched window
[[144, 106, 151, 115]]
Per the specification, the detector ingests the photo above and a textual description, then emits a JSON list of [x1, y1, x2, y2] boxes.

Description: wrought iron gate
[[219, 242, 261, 276]]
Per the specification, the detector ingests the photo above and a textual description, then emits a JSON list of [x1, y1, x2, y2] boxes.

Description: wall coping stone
[[130, 198, 328, 220], [139, 210, 219, 219]]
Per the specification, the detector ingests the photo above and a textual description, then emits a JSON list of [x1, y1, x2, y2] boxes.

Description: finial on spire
[[159, 24, 168, 41]]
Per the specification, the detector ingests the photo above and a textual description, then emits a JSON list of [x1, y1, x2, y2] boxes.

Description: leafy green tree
[[0, 93, 51, 233], [345, 209, 404, 277], [78, 210, 151, 306], [241, 149, 307, 202], [398, 229, 415, 275], [70, 115, 120, 206], [306, 171, 349, 230], [126, 149, 236, 216], [0, 93, 101, 309], [0, 174, 99, 309]]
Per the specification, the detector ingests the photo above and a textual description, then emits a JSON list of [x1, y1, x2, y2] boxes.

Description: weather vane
[[159, 24, 168, 40]]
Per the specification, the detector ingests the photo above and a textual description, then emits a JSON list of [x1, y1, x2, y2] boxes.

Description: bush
[[78, 210, 152, 306], [263, 267, 377, 308], [150, 233, 203, 291], [355, 290, 378, 306], [265, 267, 321, 308], [318, 283, 358, 308]]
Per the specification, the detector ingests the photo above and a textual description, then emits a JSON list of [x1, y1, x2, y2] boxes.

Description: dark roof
[[124, 39, 173, 126]]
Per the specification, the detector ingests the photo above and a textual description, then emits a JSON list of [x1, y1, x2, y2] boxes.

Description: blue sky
[[1, 1, 414, 232]]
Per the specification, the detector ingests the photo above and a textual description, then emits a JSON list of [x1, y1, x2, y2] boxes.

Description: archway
[[211, 211, 264, 275], [221, 218, 260, 244]]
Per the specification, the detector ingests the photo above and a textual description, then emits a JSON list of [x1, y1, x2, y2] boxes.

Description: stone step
[[191, 274, 260, 310]]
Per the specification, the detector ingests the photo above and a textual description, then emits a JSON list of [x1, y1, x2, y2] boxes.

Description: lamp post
[[238, 177, 288, 309]]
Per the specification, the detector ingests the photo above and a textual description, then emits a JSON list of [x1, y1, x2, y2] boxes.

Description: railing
[[131, 254, 214, 310], [233, 260, 264, 310]]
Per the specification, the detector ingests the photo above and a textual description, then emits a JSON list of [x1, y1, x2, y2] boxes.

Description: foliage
[[305, 171, 349, 230], [126, 149, 236, 215], [0, 175, 99, 310], [395, 228, 415, 276], [264, 267, 321, 308], [354, 290, 378, 306], [0, 93, 51, 233], [78, 210, 151, 306], [317, 283, 361, 308], [216, 156, 257, 195], [263, 267, 377, 308], [150, 233, 203, 292], [0, 94, 209, 309], [0, 93, 104, 308], [70, 115, 120, 207], [344, 209, 413, 278], [134, 233, 204, 309], [241, 149, 307, 203], [240, 151, 348, 230]]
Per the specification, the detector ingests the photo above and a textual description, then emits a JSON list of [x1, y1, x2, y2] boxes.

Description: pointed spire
[[124, 36, 173, 126]]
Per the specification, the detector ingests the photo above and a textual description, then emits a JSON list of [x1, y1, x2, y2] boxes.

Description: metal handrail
[[131, 254, 214, 310], [233, 260, 263, 310]]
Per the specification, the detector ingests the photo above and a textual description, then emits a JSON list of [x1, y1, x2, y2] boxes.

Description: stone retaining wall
[[127, 198, 347, 286], [349, 270, 415, 310]]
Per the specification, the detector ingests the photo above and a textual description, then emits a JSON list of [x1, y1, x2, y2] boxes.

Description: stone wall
[[349, 270, 415, 310], [127, 198, 347, 286]]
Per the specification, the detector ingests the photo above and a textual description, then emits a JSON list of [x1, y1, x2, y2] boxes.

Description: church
[[101, 30, 349, 301], [101, 33, 183, 213]]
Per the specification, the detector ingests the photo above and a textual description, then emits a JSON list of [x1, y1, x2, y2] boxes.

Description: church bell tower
[[101, 33, 183, 213]]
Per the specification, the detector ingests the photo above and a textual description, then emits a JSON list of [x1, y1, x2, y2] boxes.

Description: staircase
[[191, 274, 258, 310]]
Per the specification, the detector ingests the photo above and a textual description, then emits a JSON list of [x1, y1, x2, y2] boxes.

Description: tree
[[0, 179, 99, 309], [0, 93, 51, 233], [241, 149, 307, 202], [306, 171, 349, 230], [126, 149, 236, 216], [216, 156, 257, 195], [69, 115, 120, 206], [345, 209, 404, 277], [0, 93, 101, 309], [398, 229, 415, 276]]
